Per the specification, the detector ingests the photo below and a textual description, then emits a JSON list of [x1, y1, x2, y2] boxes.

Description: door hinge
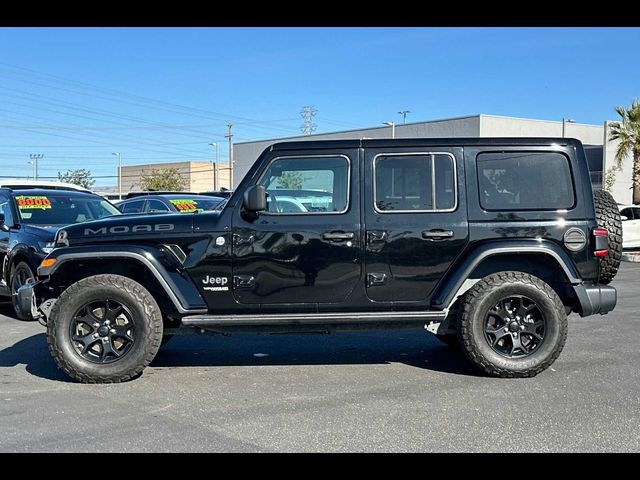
[[233, 233, 254, 246], [233, 275, 256, 289], [367, 230, 387, 244], [366, 272, 387, 287]]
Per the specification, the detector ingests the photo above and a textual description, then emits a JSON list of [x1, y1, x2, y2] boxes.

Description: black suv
[[21, 138, 622, 383], [0, 187, 120, 319], [116, 193, 225, 214]]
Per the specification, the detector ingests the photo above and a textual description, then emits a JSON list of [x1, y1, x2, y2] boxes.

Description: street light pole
[[29, 154, 43, 180], [562, 118, 575, 138], [398, 110, 411, 124], [383, 121, 396, 139], [112, 153, 122, 200]]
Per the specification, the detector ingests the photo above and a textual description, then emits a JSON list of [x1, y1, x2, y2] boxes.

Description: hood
[[55, 211, 221, 247], [22, 224, 60, 241]]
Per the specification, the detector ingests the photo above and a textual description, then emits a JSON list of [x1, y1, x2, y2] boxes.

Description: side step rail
[[181, 310, 446, 327]]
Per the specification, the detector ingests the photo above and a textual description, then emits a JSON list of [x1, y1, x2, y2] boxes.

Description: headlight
[[37, 241, 56, 254]]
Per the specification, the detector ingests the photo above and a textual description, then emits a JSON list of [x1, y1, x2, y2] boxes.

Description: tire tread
[[47, 274, 162, 383], [458, 271, 567, 378]]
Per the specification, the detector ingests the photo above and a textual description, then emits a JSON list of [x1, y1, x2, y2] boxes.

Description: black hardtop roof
[[271, 137, 583, 151]]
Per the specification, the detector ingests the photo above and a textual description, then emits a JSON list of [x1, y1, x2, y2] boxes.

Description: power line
[[0, 64, 302, 136]]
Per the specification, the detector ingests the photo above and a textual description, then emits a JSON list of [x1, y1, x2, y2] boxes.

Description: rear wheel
[[10, 261, 35, 321], [593, 190, 622, 284], [47, 274, 163, 383], [458, 271, 568, 378]]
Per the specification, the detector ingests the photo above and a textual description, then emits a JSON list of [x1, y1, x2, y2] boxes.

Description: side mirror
[[0, 213, 8, 232], [621, 215, 629, 221], [243, 185, 267, 212]]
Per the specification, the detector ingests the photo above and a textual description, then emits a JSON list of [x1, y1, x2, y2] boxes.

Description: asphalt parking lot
[[1, 263, 639, 452]]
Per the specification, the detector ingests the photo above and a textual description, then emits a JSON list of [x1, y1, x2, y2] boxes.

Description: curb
[[622, 252, 640, 263]]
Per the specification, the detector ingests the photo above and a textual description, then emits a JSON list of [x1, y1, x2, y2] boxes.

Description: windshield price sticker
[[16, 195, 52, 210], [170, 199, 200, 213]]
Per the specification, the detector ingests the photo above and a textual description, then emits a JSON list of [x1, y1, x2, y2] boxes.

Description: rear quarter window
[[477, 151, 575, 211]]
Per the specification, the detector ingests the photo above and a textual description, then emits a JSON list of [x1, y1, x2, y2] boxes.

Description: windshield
[[16, 193, 120, 226]]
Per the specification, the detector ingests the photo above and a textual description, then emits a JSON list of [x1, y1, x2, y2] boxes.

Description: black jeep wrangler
[[19, 138, 622, 383]]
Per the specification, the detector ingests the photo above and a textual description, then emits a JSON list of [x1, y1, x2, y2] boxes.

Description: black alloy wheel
[[69, 299, 135, 364], [483, 295, 546, 358]]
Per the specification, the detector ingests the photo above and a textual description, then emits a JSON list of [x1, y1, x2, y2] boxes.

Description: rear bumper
[[574, 283, 617, 317]]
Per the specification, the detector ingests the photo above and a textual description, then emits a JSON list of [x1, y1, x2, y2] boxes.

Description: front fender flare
[[37, 245, 207, 314]]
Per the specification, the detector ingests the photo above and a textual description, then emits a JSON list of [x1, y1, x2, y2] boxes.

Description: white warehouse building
[[233, 114, 633, 205]]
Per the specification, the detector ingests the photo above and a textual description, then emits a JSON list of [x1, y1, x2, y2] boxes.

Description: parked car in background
[[0, 179, 91, 192], [619, 204, 640, 248], [0, 187, 121, 319], [115, 193, 225, 214]]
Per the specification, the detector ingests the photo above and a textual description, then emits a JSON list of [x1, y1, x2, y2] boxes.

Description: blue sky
[[0, 27, 638, 186]]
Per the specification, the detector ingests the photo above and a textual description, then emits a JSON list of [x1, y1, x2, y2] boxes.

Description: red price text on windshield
[[16, 196, 52, 210]]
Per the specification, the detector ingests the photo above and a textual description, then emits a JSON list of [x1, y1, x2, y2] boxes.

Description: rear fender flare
[[432, 240, 582, 310]]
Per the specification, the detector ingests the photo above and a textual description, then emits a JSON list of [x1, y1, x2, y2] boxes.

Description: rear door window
[[146, 199, 171, 213], [477, 152, 575, 211], [120, 200, 146, 213]]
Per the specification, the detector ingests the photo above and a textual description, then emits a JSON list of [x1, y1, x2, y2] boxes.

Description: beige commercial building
[[119, 161, 231, 194]]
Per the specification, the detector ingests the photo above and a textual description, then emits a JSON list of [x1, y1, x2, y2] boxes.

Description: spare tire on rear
[[593, 189, 622, 284]]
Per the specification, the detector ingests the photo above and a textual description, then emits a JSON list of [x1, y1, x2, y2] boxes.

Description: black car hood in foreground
[[22, 224, 61, 242], [55, 211, 222, 247]]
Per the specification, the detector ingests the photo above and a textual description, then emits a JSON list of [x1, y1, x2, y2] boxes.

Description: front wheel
[[47, 274, 163, 383], [457, 271, 568, 378], [10, 261, 35, 321]]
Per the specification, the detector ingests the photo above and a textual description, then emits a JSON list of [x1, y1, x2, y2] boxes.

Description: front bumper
[[574, 283, 617, 317]]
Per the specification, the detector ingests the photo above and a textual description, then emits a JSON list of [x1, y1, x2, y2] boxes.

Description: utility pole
[[383, 121, 396, 139], [27, 160, 35, 179], [112, 152, 122, 200], [225, 123, 234, 188], [300, 106, 317, 135], [208, 142, 219, 190], [398, 110, 411, 124], [29, 154, 43, 180]]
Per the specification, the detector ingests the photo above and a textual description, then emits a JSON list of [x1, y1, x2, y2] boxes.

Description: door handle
[[422, 229, 454, 240], [322, 231, 355, 241]]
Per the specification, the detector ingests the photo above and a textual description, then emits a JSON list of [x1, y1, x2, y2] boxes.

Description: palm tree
[[608, 99, 640, 204]]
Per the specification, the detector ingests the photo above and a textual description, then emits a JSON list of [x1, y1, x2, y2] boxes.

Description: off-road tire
[[10, 261, 35, 321], [458, 271, 568, 378], [593, 189, 622, 284], [47, 274, 163, 383]]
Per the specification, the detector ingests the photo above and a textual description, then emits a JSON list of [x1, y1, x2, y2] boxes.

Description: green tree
[[603, 166, 619, 193], [139, 168, 186, 191], [608, 99, 640, 203], [57, 169, 95, 189], [277, 171, 305, 190]]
